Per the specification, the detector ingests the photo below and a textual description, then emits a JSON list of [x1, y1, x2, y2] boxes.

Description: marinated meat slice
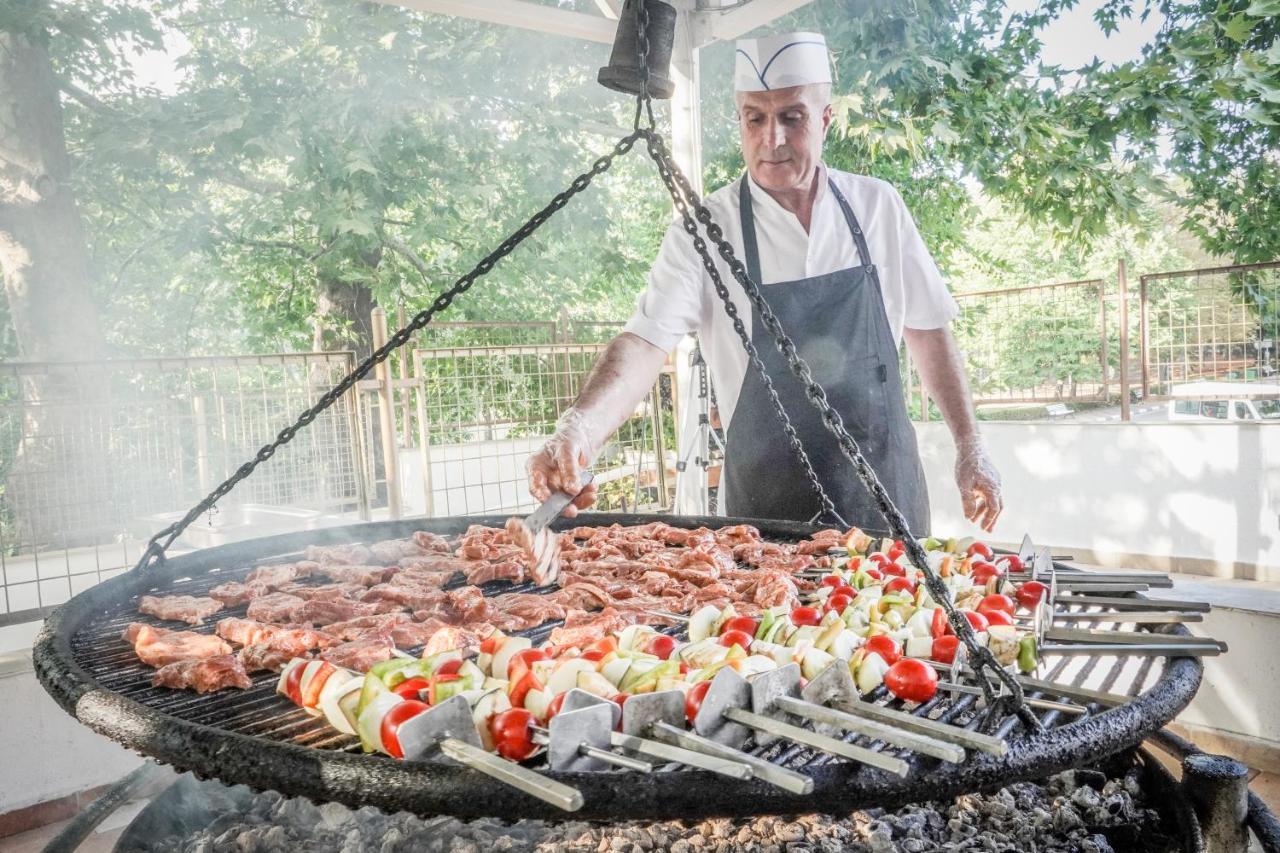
[[550, 582, 613, 611], [463, 557, 527, 587], [151, 655, 252, 692], [324, 612, 411, 642], [215, 618, 335, 650], [238, 643, 305, 674], [752, 570, 800, 609], [319, 634, 395, 672], [494, 593, 567, 628], [244, 561, 317, 587], [715, 524, 761, 547], [368, 538, 430, 564], [138, 594, 223, 625], [305, 543, 374, 566], [410, 530, 453, 553], [208, 581, 272, 608], [444, 586, 489, 623], [295, 597, 379, 626], [389, 567, 454, 587], [388, 621, 442, 648], [245, 592, 306, 624], [421, 623, 493, 657], [795, 530, 843, 555], [276, 582, 366, 602], [547, 607, 636, 648], [361, 583, 447, 612], [315, 564, 388, 586], [125, 623, 232, 668], [397, 554, 472, 574]]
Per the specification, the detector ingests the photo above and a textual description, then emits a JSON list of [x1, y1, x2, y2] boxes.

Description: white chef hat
[[734, 31, 831, 92]]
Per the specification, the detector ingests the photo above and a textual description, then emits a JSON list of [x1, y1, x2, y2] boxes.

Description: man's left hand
[[954, 436, 1002, 532]]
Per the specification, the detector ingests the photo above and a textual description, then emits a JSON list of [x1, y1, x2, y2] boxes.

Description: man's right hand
[[526, 408, 599, 518]]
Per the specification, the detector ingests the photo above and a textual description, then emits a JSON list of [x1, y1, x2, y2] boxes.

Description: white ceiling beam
[[592, 0, 622, 19], [692, 0, 821, 47], [372, 0, 618, 45]]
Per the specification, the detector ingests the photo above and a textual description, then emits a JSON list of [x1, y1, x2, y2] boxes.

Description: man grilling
[[527, 32, 1001, 533]]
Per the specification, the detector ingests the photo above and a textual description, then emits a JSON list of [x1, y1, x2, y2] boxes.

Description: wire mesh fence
[[1140, 261, 1280, 395], [411, 343, 672, 517], [0, 354, 366, 625]]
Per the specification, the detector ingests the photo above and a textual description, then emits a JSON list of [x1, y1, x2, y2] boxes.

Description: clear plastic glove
[[955, 435, 1003, 532], [526, 408, 599, 518]]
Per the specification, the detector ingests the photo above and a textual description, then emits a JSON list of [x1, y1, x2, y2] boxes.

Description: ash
[[129, 767, 1175, 853]]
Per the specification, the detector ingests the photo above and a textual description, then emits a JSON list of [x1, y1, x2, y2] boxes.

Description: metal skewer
[[1014, 610, 1203, 625], [1044, 626, 1226, 650], [1056, 594, 1210, 612], [533, 704, 654, 773], [398, 695, 584, 812], [1039, 642, 1224, 657]]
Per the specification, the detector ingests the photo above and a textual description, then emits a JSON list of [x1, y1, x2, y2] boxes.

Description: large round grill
[[34, 513, 1203, 821]]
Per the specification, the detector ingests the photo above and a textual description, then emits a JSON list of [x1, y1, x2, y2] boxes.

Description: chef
[[527, 31, 1002, 533]]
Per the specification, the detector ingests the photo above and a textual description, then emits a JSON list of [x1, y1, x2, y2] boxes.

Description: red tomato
[[393, 677, 431, 700], [868, 552, 893, 571], [884, 659, 939, 704], [284, 662, 306, 705], [380, 700, 430, 759], [820, 575, 844, 588], [301, 662, 336, 708], [719, 629, 754, 650], [722, 616, 759, 637], [611, 693, 630, 718], [887, 540, 906, 561], [428, 673, 462, 705], [824, 593, 853, 614], [832, 584, 857, 599], [983, 610, 1014, 627], [931, 608, 949, 639], [434, 658, 463, 677], [507, 648, 549, 681], [863, 567, 884, 582], [508, 671, 542, 708], [884, 577, 916, 595], [589, 636, 618, 656], [790, 606, 822, 627], [1016, 580, 1049, 609], [997, 555, 1025, 573], [970, 561, 1003, 584], [490, 708, 537, 761], [546, 692, 567, 720], [960, 610, 990, 632], [880, 561, 907, 578], [967, 541, 995, 561], [645, 634, 677, 660], [685, 680, 711, 724], [864, 634, 901, 666], [931, 635, 960, 664], [977, 593, 1016, 616], [479, 635, 502, 655], [580, 649, 605, 663]]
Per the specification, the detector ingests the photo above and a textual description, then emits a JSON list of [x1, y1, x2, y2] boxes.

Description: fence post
[[1099, 282, 1109, 400], [1118, 260, 1131, 422], [1139, 274, 1151, 399], [371, 307, 402, 519], [397, 302, 413, 443]]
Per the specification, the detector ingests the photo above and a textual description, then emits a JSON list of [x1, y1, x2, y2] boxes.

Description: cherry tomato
[[967, 541, 995, 561], [868, 552, 893, 571], [983, 609, 1014, 627], [884, 659, 939, 704], [507, 648, 549, 681], [479, 636, 502, 655], [884, 577, 916, 595], [931, 608, 949, 639], [960, 609, 990, 632], [508, 671, 542, 708], [611, 693, 630, 715], [887, 540, 906, 561], [722, 616, 759, 637], [434, 658, 463, 677], [863, 567, 884, 582], [393, 677, 431, 700], [1016, 580, 1049, 609], [824, 593, 853, 614], [284, 662, 306, 705], [685, 680, 712, 724], [970, 561, 1003, 584], [380, 700, 429, 759], [588, 636, 618, 656], [490, 707, 537, 761], [997, 554, 1025, 573], [791, 606, 822, 627], [820, 575, 844, 588], [880, 561, 907, 578], [301, 662, 336, 708], [931, 635, 960, 664], [832, 584, 856, 600], [580, 649, 606, 662], [720, 629, 754, 650], [645, 634, 677, 660], [977, 593, 1016, 616], [546, 692, 567, 720], [864, 634, 901, 666]]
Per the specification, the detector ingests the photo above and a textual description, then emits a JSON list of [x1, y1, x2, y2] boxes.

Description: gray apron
[[722, 176, 931, 532]]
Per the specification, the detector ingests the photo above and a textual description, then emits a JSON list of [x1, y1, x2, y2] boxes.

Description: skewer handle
[[1045, 627, 1225, 649], [1015, 675, 1126, 708], [440, 738, 584, 812], [722, 708, 909, 777], [1039, 642, 1223, 657], [611, 732, 753, 780], [1020, 610, 1202, 624], [651, 721, 814, 795], [580, 744, 653, 772], [822, 696, 1007, 756], [1056, 594, 1210, 612], [773, 696, 965, 764]]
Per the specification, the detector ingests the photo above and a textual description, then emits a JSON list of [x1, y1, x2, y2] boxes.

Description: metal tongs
[[516, 470, 593, 586]]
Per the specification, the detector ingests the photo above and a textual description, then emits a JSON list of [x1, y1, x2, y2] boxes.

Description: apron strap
[[738, 174, 874, 285]]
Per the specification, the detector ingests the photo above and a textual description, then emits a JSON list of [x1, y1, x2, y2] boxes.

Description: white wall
[[916, 422, 1280, 580]]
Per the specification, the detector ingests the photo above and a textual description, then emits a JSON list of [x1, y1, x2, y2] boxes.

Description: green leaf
[[1244, 0, 1280, 17], [1220, 15, 1254, 43]]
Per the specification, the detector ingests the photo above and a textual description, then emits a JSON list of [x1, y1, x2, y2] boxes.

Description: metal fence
[[0, 354, 367, 625], [1139, 261, 1280, 395]]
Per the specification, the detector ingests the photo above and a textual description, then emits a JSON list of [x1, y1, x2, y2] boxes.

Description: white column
[[669, 3, 703, 197]]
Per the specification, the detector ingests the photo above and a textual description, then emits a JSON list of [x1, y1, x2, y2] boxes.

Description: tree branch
[[383, 234, 434, 283], [57, 80, 121, 118], [208, 168, 288, 196]]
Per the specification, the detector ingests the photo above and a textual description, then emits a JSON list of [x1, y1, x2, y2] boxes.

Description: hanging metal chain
[[638, 128, 1041, 732], [133, 131, 644, 572]]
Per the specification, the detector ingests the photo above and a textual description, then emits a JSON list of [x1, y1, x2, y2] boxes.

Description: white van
[[1167, 382, 1280, 422]]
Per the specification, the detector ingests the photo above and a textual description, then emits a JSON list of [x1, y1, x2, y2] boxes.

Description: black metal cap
[[597, 0, 677, 99]]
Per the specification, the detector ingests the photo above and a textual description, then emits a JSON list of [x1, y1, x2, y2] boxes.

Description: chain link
[[133, 132, 643, 573], [638, 129, 1041, 732]]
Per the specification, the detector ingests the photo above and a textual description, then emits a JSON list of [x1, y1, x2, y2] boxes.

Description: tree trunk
[[312, 275, 377, 360]]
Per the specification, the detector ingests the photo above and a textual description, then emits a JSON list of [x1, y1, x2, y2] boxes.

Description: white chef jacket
[[624, 165, 959, 433]]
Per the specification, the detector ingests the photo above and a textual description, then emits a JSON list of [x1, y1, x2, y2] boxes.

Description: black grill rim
[[33, 512, 1204, 820]]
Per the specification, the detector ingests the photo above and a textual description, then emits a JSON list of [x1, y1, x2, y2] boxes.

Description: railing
[[0, 353, 366, 626]]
